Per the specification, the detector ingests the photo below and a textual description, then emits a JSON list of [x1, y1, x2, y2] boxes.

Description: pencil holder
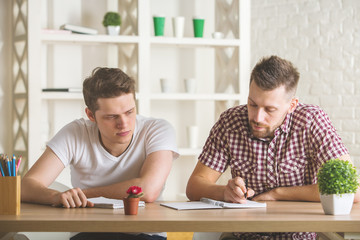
[[0, 176, 21, 215]]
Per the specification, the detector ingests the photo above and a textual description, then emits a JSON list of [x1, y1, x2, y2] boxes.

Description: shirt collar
[[279, 112, 292, 134]]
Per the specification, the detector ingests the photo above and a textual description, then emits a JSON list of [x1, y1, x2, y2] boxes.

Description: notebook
[[88, 197, 145, 209], [160, 197, 266, 210]]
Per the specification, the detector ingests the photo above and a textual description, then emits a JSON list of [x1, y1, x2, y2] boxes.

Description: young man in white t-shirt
[[21, 67, 179, 240]]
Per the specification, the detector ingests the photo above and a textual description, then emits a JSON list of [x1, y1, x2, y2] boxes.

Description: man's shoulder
[[294, 103, 324, 117], [136, 115, 169, 126], [66, 118, 94, 129], [219, 105, 248, 127], [291, 103, 328, 127], [136, 115, 173, 135], [58, 118, 96, 136]]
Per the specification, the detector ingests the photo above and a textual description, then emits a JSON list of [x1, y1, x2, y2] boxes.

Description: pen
[[244, 178, 248, 199], [200, 197, 224, 207]]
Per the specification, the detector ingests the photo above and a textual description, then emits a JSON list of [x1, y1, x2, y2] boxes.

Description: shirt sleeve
[[198, 112, 230, 173], [144, 119, 179, 160], [308, 108, 349, 166], [47, 120, 82, 167]]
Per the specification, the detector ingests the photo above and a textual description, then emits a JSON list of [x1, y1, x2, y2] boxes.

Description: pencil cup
[[0, 176, 21, 215]]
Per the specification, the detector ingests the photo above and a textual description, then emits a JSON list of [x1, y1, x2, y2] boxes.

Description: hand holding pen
[[224, 177, 254, 203]]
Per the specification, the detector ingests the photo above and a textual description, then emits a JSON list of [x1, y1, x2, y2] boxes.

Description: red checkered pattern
[[199, 103, 348, 240]]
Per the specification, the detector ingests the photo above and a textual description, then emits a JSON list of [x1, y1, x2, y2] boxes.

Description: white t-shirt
[[48, 115, 177, 238], [47, 115, 179, 196]]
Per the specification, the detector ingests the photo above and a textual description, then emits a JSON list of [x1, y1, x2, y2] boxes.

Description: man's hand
[[223, 177, 255, 203], [52, 188, 94, 208]]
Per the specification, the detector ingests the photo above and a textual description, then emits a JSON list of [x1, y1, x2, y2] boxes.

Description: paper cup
[[184, 78, 196, 93], [153, 15, 165, 36], [172, 16, 185, 38], [193, 17, 205, 38], [160, 78, 170, 93]]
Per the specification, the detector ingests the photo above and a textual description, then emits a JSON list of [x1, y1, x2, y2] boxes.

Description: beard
[[249, 120, 273, 138]]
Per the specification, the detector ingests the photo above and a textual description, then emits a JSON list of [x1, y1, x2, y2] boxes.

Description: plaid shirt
[[199, 103, 348, 240]]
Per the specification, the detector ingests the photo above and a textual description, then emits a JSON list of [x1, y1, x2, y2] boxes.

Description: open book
[[160, 197, 266, 210], [88, 197, 145, 209]]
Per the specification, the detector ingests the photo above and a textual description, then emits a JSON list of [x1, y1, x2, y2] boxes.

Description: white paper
[[160, 198, 266, 210], [88, 197, 145, 209]]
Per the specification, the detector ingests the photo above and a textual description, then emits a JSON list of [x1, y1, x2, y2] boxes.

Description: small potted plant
[[102, 11, 121, 36], [123, 186, 144, 215], [317, 159, 359, 215]]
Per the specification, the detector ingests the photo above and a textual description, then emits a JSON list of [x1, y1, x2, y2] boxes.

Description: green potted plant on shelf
[[102, 11, 121, 36], [317, 159, 359, 215]]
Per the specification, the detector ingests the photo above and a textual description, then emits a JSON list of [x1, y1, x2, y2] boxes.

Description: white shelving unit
[[12, 0, 250, 200]]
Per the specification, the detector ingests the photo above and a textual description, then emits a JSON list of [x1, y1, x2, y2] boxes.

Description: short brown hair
[[83, 67, 136, 113], [250, 56, 299, 95]]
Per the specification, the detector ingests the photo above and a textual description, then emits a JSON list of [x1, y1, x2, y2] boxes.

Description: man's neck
[[98, 131, 132, 157]]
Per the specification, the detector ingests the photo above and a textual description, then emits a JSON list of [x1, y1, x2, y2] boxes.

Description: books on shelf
[[160, 197, 266, 210], [88, 197, 145, 209], [42, 29, 72, 35], [60, 24, 98, 35], [42, 88, 82, 93]]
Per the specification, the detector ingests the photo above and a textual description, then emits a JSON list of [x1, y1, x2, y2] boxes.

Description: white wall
[[251, 0, 360, 168]]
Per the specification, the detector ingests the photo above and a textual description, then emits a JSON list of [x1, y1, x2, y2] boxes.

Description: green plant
[[102, 12, 121, 27], [317, 159, 359, 195]]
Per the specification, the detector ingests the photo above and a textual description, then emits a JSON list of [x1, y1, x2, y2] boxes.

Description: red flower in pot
[[123, 186, 144, 215]]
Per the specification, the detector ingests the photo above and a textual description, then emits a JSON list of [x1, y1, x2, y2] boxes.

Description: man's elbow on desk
[[142, 192, 159, 203]]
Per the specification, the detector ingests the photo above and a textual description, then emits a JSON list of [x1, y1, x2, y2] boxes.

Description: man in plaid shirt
[[186, 56, 360, 240]]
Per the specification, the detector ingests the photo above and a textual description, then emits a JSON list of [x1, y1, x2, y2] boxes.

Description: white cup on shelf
[[172, 16, 185, 38], [212, 32, 224, 39], [184, 78, 196, 93], [187, 125, 199, 148], [160, 78, 171, 93]]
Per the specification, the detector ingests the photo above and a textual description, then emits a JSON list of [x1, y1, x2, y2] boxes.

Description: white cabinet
[[12, 0, 250, 200]]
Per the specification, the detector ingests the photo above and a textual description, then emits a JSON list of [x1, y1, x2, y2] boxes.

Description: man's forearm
[[254, 184, 320, 202], [186, 176, 226, 201], [21, 177, 59, 205], [83, 177, 162, 202]]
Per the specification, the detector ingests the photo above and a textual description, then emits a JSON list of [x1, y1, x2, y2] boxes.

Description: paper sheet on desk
[[88, 197, 145, 209], [160, 198, 266, 210]]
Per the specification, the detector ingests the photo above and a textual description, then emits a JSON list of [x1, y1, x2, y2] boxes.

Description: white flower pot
[[320, 193, 354, 215], [106, 26, 120, 36]]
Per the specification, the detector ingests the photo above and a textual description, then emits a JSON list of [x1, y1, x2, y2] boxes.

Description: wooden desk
[[0, 201, 359, 233]]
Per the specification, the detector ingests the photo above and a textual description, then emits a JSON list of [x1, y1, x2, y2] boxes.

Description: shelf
[[151, 37, 241, 48], [41, 92, 241, 101], [40, 32, 240, 48], [41, 33, 140, 45], [149, 93, 242, 101]]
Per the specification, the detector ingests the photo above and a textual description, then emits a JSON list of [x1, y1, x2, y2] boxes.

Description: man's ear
[[288, 98, 299, 114], [85, 108, 96, 122]]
